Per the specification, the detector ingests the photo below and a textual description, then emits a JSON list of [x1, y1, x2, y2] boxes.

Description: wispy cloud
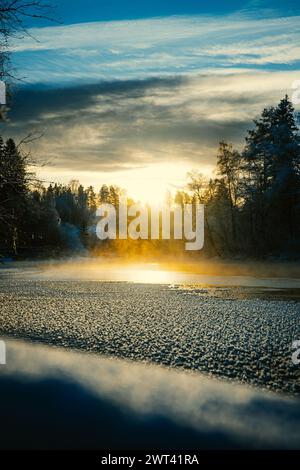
[[6, 12, 300, 193], [11, 14, 300, 86], [6, 71, 299, 176]]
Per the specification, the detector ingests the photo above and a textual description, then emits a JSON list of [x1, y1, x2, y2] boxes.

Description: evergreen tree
[[98, 184, 110, 204], [216, 141, 241, 247], [243, 96, 300, 254], [0, 138, 28, 254]]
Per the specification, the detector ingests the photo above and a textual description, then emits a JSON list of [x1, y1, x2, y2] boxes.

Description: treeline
[[176, 95, 300, 258], [0, 95, 300, 259], [0, 139, 124, 256]]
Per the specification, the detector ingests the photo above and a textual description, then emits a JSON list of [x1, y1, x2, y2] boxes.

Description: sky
[[4, 0, 300, 202]]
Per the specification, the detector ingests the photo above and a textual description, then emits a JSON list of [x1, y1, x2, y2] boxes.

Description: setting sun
[[121, 163, 188, 205], [37, 162, 213, 206]]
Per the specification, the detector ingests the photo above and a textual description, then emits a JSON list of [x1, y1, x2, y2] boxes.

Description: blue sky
[[6, 1, 300, 200], [12, 14, 300, 87], [26, 0, 300, 26]]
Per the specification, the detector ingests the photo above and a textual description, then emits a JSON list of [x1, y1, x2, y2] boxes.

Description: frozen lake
[[1, 259, 299, 395]]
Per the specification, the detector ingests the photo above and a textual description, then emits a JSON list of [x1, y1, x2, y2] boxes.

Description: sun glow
[[119, 163, 189, 205], [37, 162, 213, 205], [111, 162, 212, 205]]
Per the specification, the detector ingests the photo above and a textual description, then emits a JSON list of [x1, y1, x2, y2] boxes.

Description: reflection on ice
[[2, 258, 300, 288]]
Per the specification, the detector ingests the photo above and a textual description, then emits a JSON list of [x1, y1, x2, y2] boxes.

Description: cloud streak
[[5, 12, 300, 193], [6, 71, 300, 177], [11, 14, 300, 86]]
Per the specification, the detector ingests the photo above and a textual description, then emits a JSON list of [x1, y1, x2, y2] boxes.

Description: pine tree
[[243, 96, 300, 254], [216, 141, 241, 247], [98, 184, 110, 204], [0, 138, 28, 254]]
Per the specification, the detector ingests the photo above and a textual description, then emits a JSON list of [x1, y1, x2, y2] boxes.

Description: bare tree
[[0, 0, 56, 114], [0, 1, 55, 40]]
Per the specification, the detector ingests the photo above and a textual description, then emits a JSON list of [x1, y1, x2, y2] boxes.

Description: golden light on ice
[[121, 264, 172, 284]]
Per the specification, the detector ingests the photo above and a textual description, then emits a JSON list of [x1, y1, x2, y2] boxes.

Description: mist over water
[[2, 257, 300, 289]]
